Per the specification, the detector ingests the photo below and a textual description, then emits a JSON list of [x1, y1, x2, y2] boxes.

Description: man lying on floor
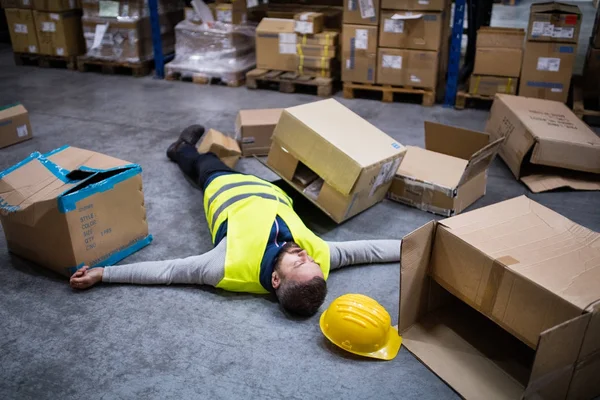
[[70, 126, 401, 316]]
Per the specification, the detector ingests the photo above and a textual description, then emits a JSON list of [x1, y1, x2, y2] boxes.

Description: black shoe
[[167, 125, 206, 161]]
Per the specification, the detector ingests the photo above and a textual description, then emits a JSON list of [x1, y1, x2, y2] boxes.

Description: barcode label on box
[[14, 24, 28, 34], [552, 27, 574, 39], [279, 33, 297, 44], [295, 21, 314, 34], [242, 137, 255, 144], [247, 0, 258, 7], [550, 88, 563, 93], [382, 55, 402, 69], [384, 19, 404, 33], [50, 13, 59, 20], [279, 43, 297, 54], [537, 57, 560, 72], [56, 48, 64, 56], [42, 22, 56, 32], [370, 159, 396, 197], [28, 45, 37, 53], [17, 125, 28, 138], [355, 29, 368, 49], [359, 0, 375, 19], [418, 0, 429, 4], [410, 74, 421, 83]]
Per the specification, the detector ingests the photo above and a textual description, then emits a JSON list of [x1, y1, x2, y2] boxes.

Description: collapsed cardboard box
[[264, 99, 406, 223], [235, 108, 283, 157], [485, 94, 600, 192], [5, 8, 40, 54], [388, 122, 503, 216], [342, 24, 377, 83], [527, 2, 581, 44], [379, 11, 444, 51], [399, 195, 600, 400], [34, 10, 85, 56], [376, 48, 438, 88], [343, 0, 379, 25], [197, 128, 241, 169], [469, 75, 517, 96], [0, 104, 33, 149], [256, 18, 297, 72], [0, 146, 152, 277]]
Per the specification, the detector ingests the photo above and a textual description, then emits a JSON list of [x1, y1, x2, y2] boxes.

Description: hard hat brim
[[319, 310, 403, 361]]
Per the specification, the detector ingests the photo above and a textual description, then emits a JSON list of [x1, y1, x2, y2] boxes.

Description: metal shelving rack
[[444, 0, 466, 107], [148, 0, 174, 79]]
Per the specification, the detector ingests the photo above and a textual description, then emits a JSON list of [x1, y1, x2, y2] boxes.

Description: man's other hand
[[70, 266, 103, 290]]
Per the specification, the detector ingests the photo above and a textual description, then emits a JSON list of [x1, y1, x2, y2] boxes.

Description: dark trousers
[[174, 143, 235, 189]]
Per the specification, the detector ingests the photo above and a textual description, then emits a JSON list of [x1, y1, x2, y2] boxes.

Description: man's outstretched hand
[[70, 266, 103, 290]]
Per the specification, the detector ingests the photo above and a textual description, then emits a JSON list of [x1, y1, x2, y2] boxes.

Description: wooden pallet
[[454, 90, 495, 110], [246, 69, 334, 97], [572, 79, 600, 125], [13, 52, 78, 70], [76, 56, 153, 77], [165, 70, 245, 88], [343, 82, 435, 106]]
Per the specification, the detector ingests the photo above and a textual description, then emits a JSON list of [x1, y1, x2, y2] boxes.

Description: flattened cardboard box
[[235, 108, 283, 157], [399, 196, 600, 400], [256, 18, 297, 72], [342, 24, 377, 83], [527, 2, 581, 44], [197, 128, 241, 169], [0, 146, 152, 277], [0, 104, 33, 149], [485, 94, 600, 192], [264, 99, 406, 223], [388, 122, 503, 216], [343, 0, 379, 25], [379, 11, 444, 51], [469, 75, 517, 96], [381, 0, 447, 11], [5, 8, 40, 54]]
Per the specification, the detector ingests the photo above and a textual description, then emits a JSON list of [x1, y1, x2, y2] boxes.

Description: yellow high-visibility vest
[[203, 174, 330, 294]]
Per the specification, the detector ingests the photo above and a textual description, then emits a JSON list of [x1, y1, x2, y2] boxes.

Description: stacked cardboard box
[[519, 2, 581, 103], [81, 0, 183, 63], [583, 8, 600, 98], [212, 0, 248, 25], [341, 0, 379, 83], [470, 27, 524, 97]]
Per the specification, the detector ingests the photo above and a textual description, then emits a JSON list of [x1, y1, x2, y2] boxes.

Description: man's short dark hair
[[274, 242, 328, 317]]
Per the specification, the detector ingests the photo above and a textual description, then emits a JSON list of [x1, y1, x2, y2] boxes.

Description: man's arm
[[101, 240, 227, 286], [328, 240, 401, 270]]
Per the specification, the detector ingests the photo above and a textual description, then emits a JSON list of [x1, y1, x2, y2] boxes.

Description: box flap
[[238, 108, 283, 127], [273, 99, 405, 195], [457, 136, 504, 186], [531, 2, 581, 15], [257, 18, 295, 33], [424, 121, 491, 160], [520, 173, 600, 193], [0, 103, 27, 119], [438, 196, 600, 312], [397, 146, 467, 190]]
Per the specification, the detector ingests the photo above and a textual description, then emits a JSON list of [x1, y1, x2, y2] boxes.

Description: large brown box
[[256, 18, 297, 72], [343, 0, 379, 26], [342, 24, 377, 83], [33, 10, 85, 56], [473, 48, 522, 77], [215, 2, 247, 25], [376, 48, 438, 88], [485, 94, 600, 192], [399, 195, 600, 400], [235, 108, 283, 157], [1, 0, 33, 8], [527, 2, 581, 44], [379, 10, 444, 51], [33, 0, 79, 11], [0, 146, 152, 278], [381, 0, 446, 11], [468, 75, 517, 96], [476, 26, 525, 49], [5, 8, 40, 53], [518, 41, 576, 103], [0, 104, 33, 149]]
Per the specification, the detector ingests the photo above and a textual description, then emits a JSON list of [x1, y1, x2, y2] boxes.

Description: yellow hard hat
[[319, 294, 402, 361]]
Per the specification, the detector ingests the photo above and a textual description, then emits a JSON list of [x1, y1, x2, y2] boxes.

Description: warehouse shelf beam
[[148, 0, 172, 79], [444, 0, 466, 107]]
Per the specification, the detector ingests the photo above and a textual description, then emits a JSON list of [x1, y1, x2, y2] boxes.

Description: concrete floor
[[1, 2, 599, 399]]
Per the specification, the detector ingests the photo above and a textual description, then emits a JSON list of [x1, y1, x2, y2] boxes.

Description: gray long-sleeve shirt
[[102, 240, 401, 287]]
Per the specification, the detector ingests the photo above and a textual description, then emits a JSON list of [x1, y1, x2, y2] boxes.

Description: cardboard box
[[343, 0, 379, 25], [297, 44, 336, 58], [197, 129, 241, 169], [34, 10, 85, 56], [468, 75, 517, 96], [379, 11, 444, 51], [399, 195, 600, 400], [388, 122, 503, 216], [82, 0, 179, 19], [296, 31, 338, 47], [518, 41, 576, 103], [342, 24, 377, 83], [473, 47, 522, 77], [256, 18, 297, 72], [235, 108, 283, 157], [264, 99, 406, 223], [294, 12, 324, 35], [0, 146, 152, 277], [215, 2, 247, 25], [33, 0, 79, 11], [297, 55, 336, 70], [376, 48, 438, 88], [583, 41, 600, 98], [476, 26, 524, 49], [527, 2, 581, 44], [0, 104, 33, 149], [1, 0, 33, 8], [5, 8, 40, 54], [381, 0, 447, 11], [485, 94, 600, 192]]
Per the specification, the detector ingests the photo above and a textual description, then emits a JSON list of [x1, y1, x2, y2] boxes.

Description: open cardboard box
[[262, 99, 406, 223], [197, 128, 241, 168], [0, 146, 151, 277], [388, 122, 504, 217], [485, 94, 600, 192], [399, 196, 600, 399]]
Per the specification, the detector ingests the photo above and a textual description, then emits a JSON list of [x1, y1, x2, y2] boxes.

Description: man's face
[[272, 246, 323, 289]]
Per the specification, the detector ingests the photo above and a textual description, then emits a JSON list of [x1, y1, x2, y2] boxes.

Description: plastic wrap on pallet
[[165, 20, 256, 83], [81, 0, 184, 19]]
